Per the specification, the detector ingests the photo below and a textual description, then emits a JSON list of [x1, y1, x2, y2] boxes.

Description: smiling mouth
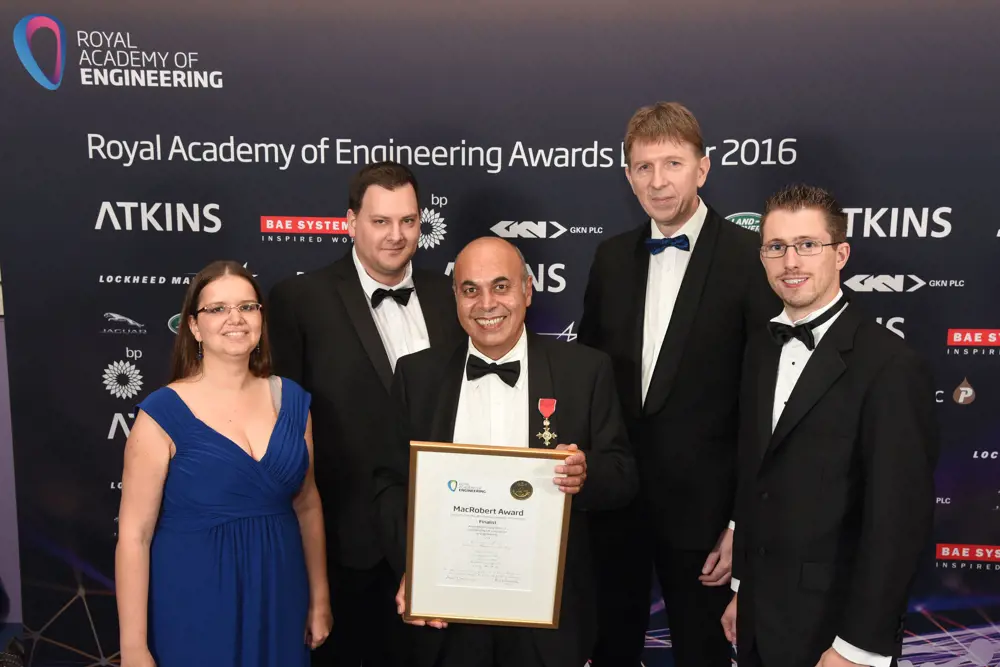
[[781, 277, 808, 287], [222, 331, 249, 337], [475, 316, 506, 329]]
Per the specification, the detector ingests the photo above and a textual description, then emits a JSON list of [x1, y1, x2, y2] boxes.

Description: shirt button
[[758, 547, 767, 557]]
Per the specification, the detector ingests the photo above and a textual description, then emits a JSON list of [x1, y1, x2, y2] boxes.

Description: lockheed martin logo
[[540, 322, 578, 342], [845, 275, 926, 293], [491, 220, 567, 239]]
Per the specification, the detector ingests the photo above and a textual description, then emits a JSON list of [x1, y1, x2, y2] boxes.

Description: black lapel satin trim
[[642, 209, 721, 417], [756, 338, 781, 462], [763, 305, 861, 463], [412, 269, 454, 347], [527, 333, 557, 449], [332, 255, 394, 392], [629, 225, 652, 419], [432, 343, 468, 443]]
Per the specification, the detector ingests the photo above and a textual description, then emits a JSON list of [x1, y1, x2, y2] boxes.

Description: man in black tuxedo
[[578, 102, 780, 666], [373, 237, 638, 667], [267, 161, 464, 666], [720, 184, 939, 667]]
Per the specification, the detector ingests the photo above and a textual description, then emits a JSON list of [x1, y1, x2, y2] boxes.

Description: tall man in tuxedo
[[268, 161, 464, 666], [721, 184, 939, 667], [373, 237, 639, 667], [578, 101, 780, 666]]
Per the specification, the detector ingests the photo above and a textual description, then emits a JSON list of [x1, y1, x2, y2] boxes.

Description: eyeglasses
[[760, 240, 839, 259], [195, 303, 263, 316]]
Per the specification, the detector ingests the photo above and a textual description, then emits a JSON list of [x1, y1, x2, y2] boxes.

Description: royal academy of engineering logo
[[726, 212, 761, 233], [447, 480, 486, 494], [13, 14, 66, 90], [14, 14, 224, 91]]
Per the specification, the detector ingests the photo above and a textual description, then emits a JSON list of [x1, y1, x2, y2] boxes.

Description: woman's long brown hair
[[168, 260, 273, 382]]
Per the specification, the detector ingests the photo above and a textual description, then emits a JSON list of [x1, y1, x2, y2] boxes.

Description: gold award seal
[[510, 480, 533, 500]]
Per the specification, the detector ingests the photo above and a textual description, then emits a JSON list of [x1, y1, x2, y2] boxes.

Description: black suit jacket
[[267, 253, 464, 569], [731, 301, 939, 667], [578, 206, 780, 549], [373, 333, 639, 667]]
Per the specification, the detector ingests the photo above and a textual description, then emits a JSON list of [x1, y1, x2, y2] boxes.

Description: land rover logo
[[510, 480, 533, 500], [726, 212, 761, 232]]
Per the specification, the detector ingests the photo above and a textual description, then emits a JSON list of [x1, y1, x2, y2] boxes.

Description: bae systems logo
[[844, 275, 964, 293], [13, 15, 66, 90], [725, 212, 761, 232], [946, 329, 1000, 357]]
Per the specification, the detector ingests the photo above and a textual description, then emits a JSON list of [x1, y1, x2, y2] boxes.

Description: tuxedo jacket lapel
[[431, 344, 467, 443], [643, 211, 721, 416], [413, 269, 454, 346], [756, 338, 781, 462], [628, 228, 652, 419], [332, 256, 394, 392], [527, 334, 557, 449], [763, 306, 861, 464]]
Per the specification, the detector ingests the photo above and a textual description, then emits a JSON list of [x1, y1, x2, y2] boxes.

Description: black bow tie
[[371, 286, 413, 308], [466, 356, 521, 388], [767, 296, 849, 351]]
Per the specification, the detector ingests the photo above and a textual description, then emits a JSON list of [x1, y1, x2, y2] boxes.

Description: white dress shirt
[[641, 197, 708, 405], [453, 327, 529, 448], [731, 291, 889, 667], [352, 247, 430, 371]]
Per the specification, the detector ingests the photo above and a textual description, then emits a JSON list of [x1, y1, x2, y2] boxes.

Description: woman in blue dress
[[115, 260, 332, 667]]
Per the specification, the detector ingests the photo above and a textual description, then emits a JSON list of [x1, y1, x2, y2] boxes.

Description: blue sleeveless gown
[[136, 377, 312, 667]]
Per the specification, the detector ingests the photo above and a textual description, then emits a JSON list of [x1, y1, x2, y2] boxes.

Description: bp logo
[[726, 212, 761, 233], [419, 208, 447, 249], [447, 480, 458, 492], [168, 313, 182, 334]]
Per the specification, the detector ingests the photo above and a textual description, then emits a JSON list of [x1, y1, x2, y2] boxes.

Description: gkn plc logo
[[845, 275, 964, 293], [13, 14, 66, 90], [491, 220, 602, 239]]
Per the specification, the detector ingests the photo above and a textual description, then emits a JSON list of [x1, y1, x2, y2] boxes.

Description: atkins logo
[[13, 14, 66, 90]]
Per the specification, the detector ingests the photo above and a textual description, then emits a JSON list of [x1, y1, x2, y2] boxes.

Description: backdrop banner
[[1, 1, 998, 664]]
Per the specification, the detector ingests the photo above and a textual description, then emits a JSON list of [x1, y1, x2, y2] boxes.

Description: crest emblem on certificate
[[447, 480, 458, 492], [510, 480, 533, 500]]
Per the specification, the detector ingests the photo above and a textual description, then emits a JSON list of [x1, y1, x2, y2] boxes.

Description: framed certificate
[[404, 441, 573, 628]]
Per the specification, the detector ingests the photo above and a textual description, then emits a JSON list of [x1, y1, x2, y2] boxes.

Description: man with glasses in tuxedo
[[722, 184, 939, 667]]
